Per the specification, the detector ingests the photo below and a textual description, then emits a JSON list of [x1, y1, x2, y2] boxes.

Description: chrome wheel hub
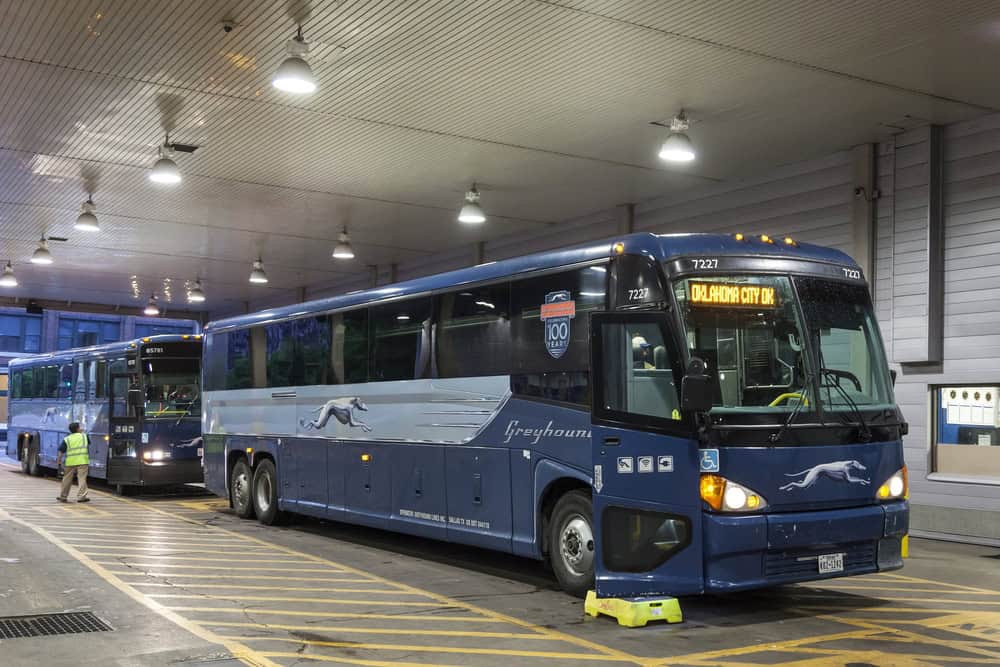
[[560, 515, 595, 577], [233, 472, 249, 507]]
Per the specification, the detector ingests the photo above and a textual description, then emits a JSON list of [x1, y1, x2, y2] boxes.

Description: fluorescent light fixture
[[273, 26, 316, 94], [458, 184, 486, 224], [249, 258, 268, 284], [332, 228, 355, 259], [396, 313, 410, 321], [188, 279, 206, 303], [659, 110, 696, 163], [0, 262, 17, 287], [144, 294, 160, 316], [31, 238, 53, 265], [74, 197, 100, 232], [475, 300, 495, 309]]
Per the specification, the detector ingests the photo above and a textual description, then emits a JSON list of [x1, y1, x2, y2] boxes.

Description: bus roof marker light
[[272, 25, 317, 94], [75, 196, 100, 232], [332, 228, 355, 259], [31, 237, 54, 265], [458, 184, 486, 224], [0, 261, 17, 287], [613, 242, 625, 255], [249, 258, 268, 284], [144, 294, 160, 317], [760, 234, 774, 244], [784, 236, 796, 246], [658, 110, 696, 163], [734, 233, 745, 241]]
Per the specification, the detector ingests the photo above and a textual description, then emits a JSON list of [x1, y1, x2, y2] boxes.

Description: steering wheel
[[821, 368, 863, 393], [769, 392, 809, 407]]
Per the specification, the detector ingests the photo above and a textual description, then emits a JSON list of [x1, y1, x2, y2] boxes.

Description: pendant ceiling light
[[458, 183, 486, 224], [658, 110, 696, 163], [332, 228, 355, 259], [75, 196, 100, 232], [31, 237, 53, 265], [272, 25, 317, 94], [149, 136, 182, 185], [187, 278, 206, 303], [249, 258, 269, 284], [0, 262, 17, 288], [144, 293, 160, 316]]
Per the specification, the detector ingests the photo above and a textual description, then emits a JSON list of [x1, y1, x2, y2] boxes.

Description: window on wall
[[0, 313, 42, 353], [57, 317, 120, 349], [134, 322, 197, 338], [933, 385, 1000, 481]]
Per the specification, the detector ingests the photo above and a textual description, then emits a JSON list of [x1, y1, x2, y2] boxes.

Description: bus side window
[[436, 284, 511, 378], [370, 298, 432, 381], [10, 370, 19, 400], [330, 309, 368, 384], [94, 361, 107, 399], [21, 368, 33, 398], [59, 364, 73, 400]]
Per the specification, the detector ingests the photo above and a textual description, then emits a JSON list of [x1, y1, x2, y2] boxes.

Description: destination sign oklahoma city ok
[[689, 282, 778, 308]]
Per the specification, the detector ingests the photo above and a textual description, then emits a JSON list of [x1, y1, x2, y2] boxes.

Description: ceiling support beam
[[0, 296, 201, 320]]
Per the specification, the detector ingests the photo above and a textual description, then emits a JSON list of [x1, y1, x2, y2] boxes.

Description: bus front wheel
[[22, 443, 40, 477], [548, 490, 595, 598], [252, 459, 282, 526], [230, 458, 255, 519]]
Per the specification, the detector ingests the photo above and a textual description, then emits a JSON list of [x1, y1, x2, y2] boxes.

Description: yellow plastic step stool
[[584, 591, 683, 627]]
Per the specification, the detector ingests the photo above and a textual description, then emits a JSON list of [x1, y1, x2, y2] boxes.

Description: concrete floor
[[1, 456, 999, 667]]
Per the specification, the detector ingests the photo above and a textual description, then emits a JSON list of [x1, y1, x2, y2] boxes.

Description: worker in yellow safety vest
[[56, 422, 90, 503]]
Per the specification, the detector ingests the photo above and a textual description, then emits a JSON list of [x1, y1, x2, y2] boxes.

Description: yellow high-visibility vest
[[64, 432, 90, 467]]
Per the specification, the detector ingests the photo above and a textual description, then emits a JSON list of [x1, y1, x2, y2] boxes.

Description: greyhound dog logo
[[779, 460, 869, 491], [300, 397, 373, 433], [173, 436, 203, 449], [40, 406, 60, 424]]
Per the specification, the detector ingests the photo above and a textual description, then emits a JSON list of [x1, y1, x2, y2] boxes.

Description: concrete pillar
[[616, 203, 635, 236], [851, 143, 877, 282]]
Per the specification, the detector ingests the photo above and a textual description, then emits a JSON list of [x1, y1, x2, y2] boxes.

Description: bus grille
[[764, 541, 877, 578]]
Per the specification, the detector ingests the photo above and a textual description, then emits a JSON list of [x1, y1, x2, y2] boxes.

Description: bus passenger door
[[107, 373, 141, 485], [590, 312, 704, 597]]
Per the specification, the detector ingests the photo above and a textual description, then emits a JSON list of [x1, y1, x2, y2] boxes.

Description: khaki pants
[[59, 464, 89, 500]]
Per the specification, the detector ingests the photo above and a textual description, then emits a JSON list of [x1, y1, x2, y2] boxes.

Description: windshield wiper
[[174, 393, 200, 427], [769, 369, 814, 444], [820, 369, 873, 442]]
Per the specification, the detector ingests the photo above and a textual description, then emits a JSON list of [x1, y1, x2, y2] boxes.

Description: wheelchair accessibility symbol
[[700, 449, 720, 473]]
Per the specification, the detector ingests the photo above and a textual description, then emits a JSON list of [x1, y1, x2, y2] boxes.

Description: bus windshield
[[673, 275, 892, 416], [141, 357, 201, 420]]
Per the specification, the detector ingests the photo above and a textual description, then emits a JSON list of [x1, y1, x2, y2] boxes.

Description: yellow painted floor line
[[259, 652, 454, 667], [119, 497, 642, 665], [79, 553, 312, 563], [166, 607, 499, 623], [74, 545, 281, 555], [3, 513, 281, 667], [92, 562, 348, 572], [880, 572, 1000, 596], [811, 584, 1000, 595], [132, 583, 428, 595], [151, 594, 454, 607], [62, 536, 272, 546], [205, 620, 560, 640], [787, 594, 1000, 606], [106, 571, 374, 583], [230, 635, 632, 662]]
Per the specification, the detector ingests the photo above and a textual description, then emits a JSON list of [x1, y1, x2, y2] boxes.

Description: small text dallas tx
[[503, 420, 591, 445]]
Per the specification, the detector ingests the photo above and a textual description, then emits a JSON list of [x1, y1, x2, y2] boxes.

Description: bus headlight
[[877, 466, 907, 500], [700, 474, 768, 512]]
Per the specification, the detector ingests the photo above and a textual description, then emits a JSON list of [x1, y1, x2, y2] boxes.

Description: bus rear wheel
[[230, 458, 255, 519], [252, 459, 282, 525], [548, 490, 595, 598], [22, 443, 39, 477]]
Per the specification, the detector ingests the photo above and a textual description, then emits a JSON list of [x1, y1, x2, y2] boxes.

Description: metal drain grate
[[0, 612, 113, 639]]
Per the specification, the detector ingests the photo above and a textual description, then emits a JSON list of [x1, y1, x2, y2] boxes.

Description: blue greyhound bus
[[202, 233, 908, 598], [7, 335, 204, 494]]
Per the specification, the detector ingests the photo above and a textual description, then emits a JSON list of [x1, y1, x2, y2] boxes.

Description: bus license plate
[[818, 553, 844, 574]]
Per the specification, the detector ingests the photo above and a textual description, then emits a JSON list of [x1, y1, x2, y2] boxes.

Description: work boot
[[78, 497, 91, 503], [56, 497, 68, 503]]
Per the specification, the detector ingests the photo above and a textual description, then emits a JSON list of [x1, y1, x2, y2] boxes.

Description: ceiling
[[0, 0, 998, 316]]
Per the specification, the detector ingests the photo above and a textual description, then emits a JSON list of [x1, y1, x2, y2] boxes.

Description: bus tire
[[24, 444, 40, 477], [230, 458, 255, 519], [252, 458, 282, 526], [548, 490, 595, 598]]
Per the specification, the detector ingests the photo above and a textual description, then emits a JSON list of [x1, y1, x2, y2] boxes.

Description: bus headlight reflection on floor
[[701, 474, 768, 512]]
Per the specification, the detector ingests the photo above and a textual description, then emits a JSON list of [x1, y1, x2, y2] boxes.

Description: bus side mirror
[[681, 357, 713, 413], [890, 369, 897, 387]]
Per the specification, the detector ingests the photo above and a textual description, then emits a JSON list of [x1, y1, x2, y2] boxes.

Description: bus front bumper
[[702, 500, 908, 593]]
